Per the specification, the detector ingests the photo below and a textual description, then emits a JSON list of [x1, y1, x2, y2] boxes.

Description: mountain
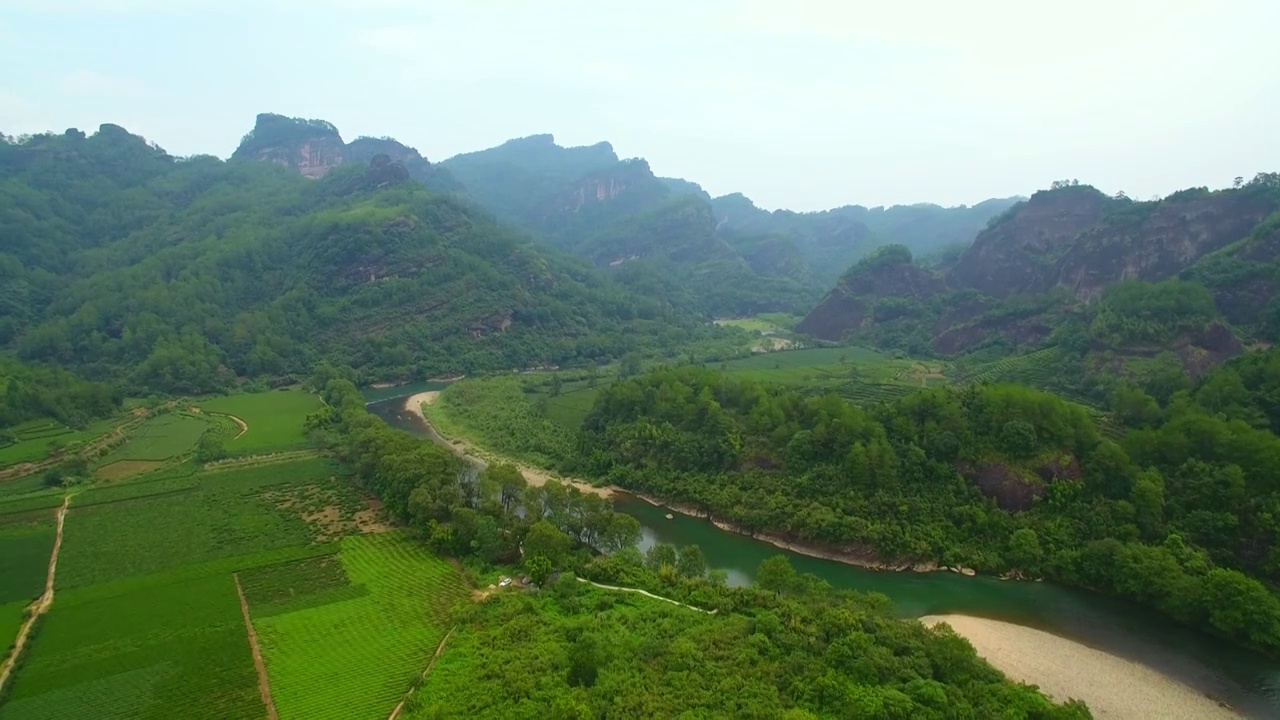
[[231, 112, 461, 194], [710, 193, 1023, 286], [798, 177, 1280, 388], [440, 134, 818, 315], [0, 123, 724, 394]]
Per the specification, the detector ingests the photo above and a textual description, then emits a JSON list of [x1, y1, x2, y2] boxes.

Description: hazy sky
[[3, 1, 1278, 210]]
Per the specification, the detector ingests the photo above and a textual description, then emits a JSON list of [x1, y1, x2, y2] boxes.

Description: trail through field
[[0, 495, 69, 693], [234, 573, 279, 720], [225, 414, 249, 440], [575, 577, 715, 614], [386, 626, 458, 720], [404, 392, 614, 498]]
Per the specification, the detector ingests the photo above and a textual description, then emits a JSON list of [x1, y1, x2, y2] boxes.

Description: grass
[[0, 521, 56, 605], [252, 532, 468, 720], [0, 572, 261, 720], [197, 390, 324, 455], [0, 417, 120, 469], [56, 457, 354, 590]]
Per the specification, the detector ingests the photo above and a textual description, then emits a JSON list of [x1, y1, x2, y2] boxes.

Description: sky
[[2, 0, 1278, 211]]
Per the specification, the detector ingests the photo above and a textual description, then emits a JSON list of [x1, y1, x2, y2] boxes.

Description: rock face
[[799, 179, 1280, 355], [233, 114, 457, 191], [232, 113, 346, 178]]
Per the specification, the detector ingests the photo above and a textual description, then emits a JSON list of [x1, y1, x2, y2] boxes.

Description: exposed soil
[[225, 414, 248, 440], [353, 498, 392, 534], [386, 626, 458, 720], [0, 496, 69, 693], [404, 392, 614, 499], [234, 573, 279, 720]]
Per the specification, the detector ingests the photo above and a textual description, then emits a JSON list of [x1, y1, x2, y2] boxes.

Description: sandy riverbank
[[919, 615, 1241, 719], [402, 392, 614, 498]]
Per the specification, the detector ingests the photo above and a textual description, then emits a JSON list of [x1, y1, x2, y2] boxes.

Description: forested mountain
[[711, 193, 1022, 286], [799, 177, 1280, 395], [577, 357, 1280, 655], [0, 124, 725, 394], [439, 134, 818, 316]]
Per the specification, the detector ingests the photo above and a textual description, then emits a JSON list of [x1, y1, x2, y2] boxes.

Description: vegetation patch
[[252, 532, 468, 720], [95, 412, 209, 465], [0, 522, 56, 605], [424, 376, 575, 468], [197, 390, 324, 455], [238, 555, 367, 618], [56, 459, 344, 590], [93, 459, 166, 482], [0, 573, 261, 719]]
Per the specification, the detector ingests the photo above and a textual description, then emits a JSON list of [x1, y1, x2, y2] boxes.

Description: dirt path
[[222, 414, 249, 440], [233, 573, 278, 720], [0, 495, 69, 693], [403, 392, 614, 499], [576, 577, 716, 614], [386, 626, 458, 720]]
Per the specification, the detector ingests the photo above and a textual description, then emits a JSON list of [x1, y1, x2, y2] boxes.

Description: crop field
[[197, 390, 324, 455], [1, 600, 26, 652], [56, 457, 354, 591], [0, 418, 119, 469], [0, 572, 262, 720], [0, 521, 56, 605], [251, 532, 468, 720], [92, 413, 210, 482]]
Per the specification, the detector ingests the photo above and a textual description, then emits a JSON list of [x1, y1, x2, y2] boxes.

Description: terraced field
[[93, 413, 210, 480], [0, 418, 120, 470], [251, 533, 468, 720]]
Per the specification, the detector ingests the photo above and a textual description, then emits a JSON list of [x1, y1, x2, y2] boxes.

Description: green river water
[[367, 389, 1280, 718]]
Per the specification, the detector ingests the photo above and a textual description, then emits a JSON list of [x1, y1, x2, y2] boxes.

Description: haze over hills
[[227, 114, 1022, 315]]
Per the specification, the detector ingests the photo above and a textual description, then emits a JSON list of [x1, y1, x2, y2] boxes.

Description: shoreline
[[626, 491, 980, 575], [402, 392, 614, 499], [920, 614, 1242, 719]]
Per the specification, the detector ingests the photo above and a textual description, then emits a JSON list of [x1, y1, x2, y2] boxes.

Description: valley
[[1, 110, 1278, 719]]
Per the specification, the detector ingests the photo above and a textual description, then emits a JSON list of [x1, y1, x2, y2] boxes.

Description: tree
[[485, 463, 527, 515], [526, 554, 553, 587], [999, 420, 1037, 458], [645, 543, 677, 571], [619, 352, 642, 379], [1007, 528, 1043, 574], [524, 519, 572, 567], [757, 555, 798, 595], [549, 373, 562, 397], [194, 433, 227, 463], [676, 545, 707, 578]]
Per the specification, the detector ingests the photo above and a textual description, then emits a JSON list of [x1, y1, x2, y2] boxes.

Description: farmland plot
[[252, 533, 468, 720], [0, 573, 261, 720], [197, 391, 323, 455]]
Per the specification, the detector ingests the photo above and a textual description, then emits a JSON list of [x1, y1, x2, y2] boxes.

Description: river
[[366, 390, 1280, 718]]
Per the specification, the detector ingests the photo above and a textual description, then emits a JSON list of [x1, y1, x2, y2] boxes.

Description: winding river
[[366, 387, 1280, 718]]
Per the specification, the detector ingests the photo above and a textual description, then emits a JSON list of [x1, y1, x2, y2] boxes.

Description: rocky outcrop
[[800, 179, 1280, 358], [233, 113, 346, 178]]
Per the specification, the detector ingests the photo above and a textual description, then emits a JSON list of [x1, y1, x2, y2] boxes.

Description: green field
[[0, 453, 420, 720], [0, 521, 56, 605], [1, 599, 27, 652], [56, 457, 354, 590], [713, 313, 799, 334], [197, 390, 324, 455], [0, 418, 120, 469], [251, 532, 468, 720], [0, 572, 262, 719], [92, 414, 210, 480]]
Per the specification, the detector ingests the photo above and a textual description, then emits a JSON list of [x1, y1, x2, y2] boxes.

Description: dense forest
[[575, 353, 1280, 655], [312, 371, 1086, 719], [0, 125, 741, 394], [0, 356, 121, 431]]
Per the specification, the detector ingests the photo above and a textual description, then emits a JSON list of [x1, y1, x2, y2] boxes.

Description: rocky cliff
[[232, 114, 457, 191], [799, 177, 1280, 362]]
